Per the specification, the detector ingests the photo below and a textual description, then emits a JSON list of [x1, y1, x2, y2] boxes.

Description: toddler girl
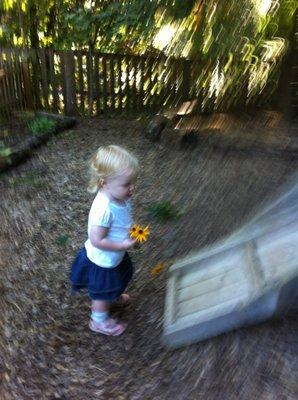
[[70, 145, 138, 336]]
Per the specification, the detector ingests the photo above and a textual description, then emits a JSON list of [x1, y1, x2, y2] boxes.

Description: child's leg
[[91, 300, 109, 323], [92, 299, 109, 313], [89, 299, 126, 336]]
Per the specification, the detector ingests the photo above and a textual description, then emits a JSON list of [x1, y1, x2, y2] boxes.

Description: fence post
[[21, 50, 34, 110], [182, 58, 191, 102], [30, 49, 42, 109], [64, 51, 76, 116]]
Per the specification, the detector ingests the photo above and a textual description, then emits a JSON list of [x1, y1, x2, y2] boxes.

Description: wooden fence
[[0, 48, 33, 120], [0, 48, 196, 118]]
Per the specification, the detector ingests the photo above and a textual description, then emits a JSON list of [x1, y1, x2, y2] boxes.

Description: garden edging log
[[198, 128, 298, 155], [0, 113, 76, 173]]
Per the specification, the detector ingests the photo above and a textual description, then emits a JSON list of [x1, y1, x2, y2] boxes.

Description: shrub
[[147, 200, 185, 223], [27, 116, 55, 135]]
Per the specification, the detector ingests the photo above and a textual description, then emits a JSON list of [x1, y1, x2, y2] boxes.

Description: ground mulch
[[1, 116, 298, 399]]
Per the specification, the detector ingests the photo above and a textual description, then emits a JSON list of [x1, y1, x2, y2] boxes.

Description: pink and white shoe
[[89, 318, 127, 336]]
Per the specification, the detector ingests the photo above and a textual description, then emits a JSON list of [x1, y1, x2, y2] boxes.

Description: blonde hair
[[87, 145, 139, 193]]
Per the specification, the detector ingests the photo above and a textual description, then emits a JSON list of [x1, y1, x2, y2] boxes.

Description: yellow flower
[[150, 261, 166, 277], [130, 224, 141, 239], [130, 224, 150, 243]]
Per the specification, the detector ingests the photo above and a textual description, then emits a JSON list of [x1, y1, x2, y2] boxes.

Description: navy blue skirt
[[70, 246, 134, 301]]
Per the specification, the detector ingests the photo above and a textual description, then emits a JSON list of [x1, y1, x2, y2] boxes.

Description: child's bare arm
[[89, 226, 136, 251]]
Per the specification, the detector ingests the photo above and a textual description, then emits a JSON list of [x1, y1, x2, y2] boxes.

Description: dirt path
[[1, 117, 298, 399]]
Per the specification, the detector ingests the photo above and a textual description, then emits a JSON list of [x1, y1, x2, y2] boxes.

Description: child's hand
[[121, 238, 136, 250]]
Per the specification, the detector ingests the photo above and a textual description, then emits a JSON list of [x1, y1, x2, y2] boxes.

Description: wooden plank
[[58, 51, 67, 114], [94, 53, 100, 115], [125, 55, 130, 111], [134, 56, 140, 111], [86, 50, 93, 115], [48, 49, 58, 112], [102, 55, 108, 112], [4, 49, 15, 115], [159, 56, 168, 110], [38, 48, 49, 109], [168, 58, 177, 108], [179, 250, 246, 289], [7, 49, 18, 110], [30, 49, 42, 109], [19, 50, 33, 110], [117, 55, 123, 111], [132, 55, 137, 111], [0, 50, 11, 119], [164, 273, 178, 326], [182, 58, 191, 102], [21, 53, 34, 110], [64, 51, 76, 116], [150, 58, 160, 111], [147, 57, 156, 110], [177, 282, 249, 318], [11, 48, 24, 111], [172, 58, 182, 108], [77, 51, 85, 114], [139, 56, 145, 110], [178, 268, 248, 303], [110, 55, 115, 112]]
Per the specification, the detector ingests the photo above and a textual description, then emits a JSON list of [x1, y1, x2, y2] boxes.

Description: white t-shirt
[[84, 191, 132, 268]]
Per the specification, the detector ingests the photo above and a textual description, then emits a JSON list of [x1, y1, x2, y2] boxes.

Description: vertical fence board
[[21, 50, 34, 110], [77, 52, 85, 115], [64, 51, 76, 115], [94, 53, 100, 115], [30, 49, 42, 109], [151, 59, 159, 111], [5, 50, 16, 114], [131, 56, 137, 111], [110, 55, 115, 112], [139, 57, 145, 111], [38, 48, 49, 109], [6, 50, 17, 111], [146, 57, 154, 110], [58, 52, 67, 114], [86, 51, 94, 115], [0, 50, 11, 119], [102, 55, 108, 112], [125, 55, 131, 111], [12, 48, 24, 111], [48, 49, 58, 112], [117, 56, 123, 111], [182, 59, 191, 102]]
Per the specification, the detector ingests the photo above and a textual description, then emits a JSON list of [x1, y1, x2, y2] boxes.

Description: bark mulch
[[1, 116, 298, 400]]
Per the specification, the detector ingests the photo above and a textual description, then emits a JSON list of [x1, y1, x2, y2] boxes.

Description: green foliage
[[10, 172, 44, 188], [56, 234, 69, 246], [0, 139, 12, 166], [147, 200, 186, 223], [0, 143, 11, 157], [27, 117, 55, 136]]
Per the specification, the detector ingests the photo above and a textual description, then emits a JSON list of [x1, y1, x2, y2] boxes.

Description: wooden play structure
[[163, 174, 298, 348]]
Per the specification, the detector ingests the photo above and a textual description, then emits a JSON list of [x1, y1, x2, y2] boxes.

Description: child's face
[[103, 170, 136, 202]]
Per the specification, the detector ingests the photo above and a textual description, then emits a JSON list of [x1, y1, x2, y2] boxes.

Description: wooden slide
[[163, 175, 298, 348]]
